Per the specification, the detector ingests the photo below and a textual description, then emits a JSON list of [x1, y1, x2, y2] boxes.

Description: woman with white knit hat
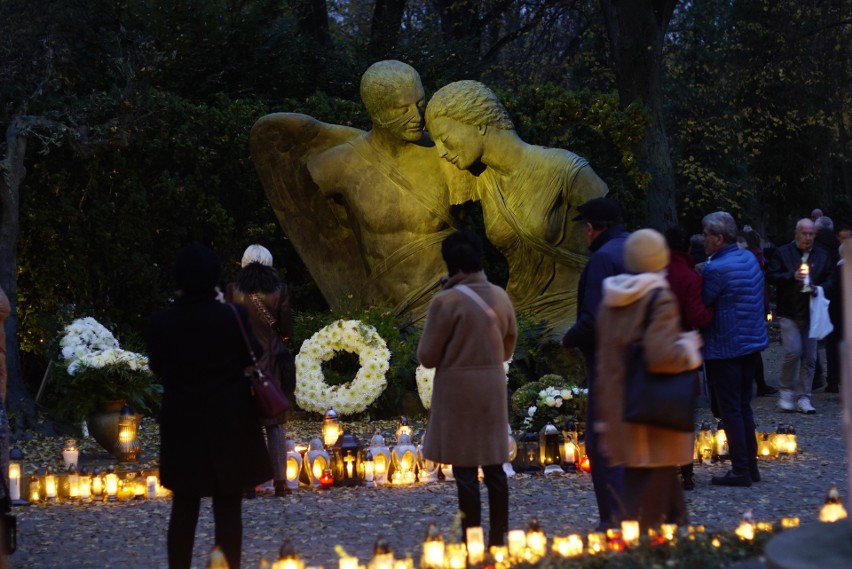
[[225, 244, 295, 497]]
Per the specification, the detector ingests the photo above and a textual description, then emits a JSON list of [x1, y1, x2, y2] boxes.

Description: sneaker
[[778, 390, 795, 412], [826, 384, 840, 394], [797, 398, 816, 414], [682, 475, 696, 491]]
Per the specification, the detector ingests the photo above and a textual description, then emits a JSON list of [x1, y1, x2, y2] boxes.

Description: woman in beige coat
[[419, 230, 517, 547], [595, 229, 703, 530]]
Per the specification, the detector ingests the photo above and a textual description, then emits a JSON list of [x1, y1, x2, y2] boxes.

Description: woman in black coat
[[148, 244, 272, 569]]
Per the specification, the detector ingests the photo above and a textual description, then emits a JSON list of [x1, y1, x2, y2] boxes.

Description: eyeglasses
[[702, 230, 716, 238]]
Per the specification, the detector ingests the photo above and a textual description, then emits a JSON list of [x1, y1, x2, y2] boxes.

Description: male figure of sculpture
[[251, 61, 473, 320], [425, 80, 609, 335]]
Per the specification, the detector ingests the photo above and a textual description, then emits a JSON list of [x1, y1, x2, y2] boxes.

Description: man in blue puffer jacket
[[701, 211, 769, 487]]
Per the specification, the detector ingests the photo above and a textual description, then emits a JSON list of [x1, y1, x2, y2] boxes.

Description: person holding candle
[[595, 229, 703, 530], [419, 230, 517, 548], [148, 244, 273, 569], [766, 218, 835, 414]]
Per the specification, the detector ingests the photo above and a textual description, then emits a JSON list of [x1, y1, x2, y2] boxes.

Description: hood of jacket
[[601, 272, 670, 308]]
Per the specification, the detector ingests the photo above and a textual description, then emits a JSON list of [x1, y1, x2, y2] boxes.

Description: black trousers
[[168, 492, 243, 569], [452, 464, 508, 547]]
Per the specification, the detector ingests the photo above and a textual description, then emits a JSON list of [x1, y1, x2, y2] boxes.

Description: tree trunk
[[599, 0, 679, 230], [368, 0, 406, 59], [1, 118, 39, 432]]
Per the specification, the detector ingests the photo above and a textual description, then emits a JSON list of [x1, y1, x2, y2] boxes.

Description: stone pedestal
[[765, 521, 852, 569]]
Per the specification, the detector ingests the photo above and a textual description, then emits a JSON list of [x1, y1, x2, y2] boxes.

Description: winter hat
[[173, 244, 221, 294], [624, 229, 670, 274], [241, 244, 273, 267]]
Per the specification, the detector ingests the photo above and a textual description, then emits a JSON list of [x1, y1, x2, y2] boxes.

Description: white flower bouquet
[[511, 374, 588, 432], [53, 317, 161, 422]]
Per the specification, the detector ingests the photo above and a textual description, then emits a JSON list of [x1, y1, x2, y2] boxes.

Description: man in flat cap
[[562, 197, 629, 530]]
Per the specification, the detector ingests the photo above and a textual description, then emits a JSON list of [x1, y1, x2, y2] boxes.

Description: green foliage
[[507, 313, 586, 392], [49, 362, 162, 424]]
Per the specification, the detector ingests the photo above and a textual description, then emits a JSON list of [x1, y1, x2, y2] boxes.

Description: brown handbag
[[228, 304, 290, 419]]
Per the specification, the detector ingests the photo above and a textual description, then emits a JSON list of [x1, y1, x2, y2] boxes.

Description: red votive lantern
[[319, 469, 334, 489]]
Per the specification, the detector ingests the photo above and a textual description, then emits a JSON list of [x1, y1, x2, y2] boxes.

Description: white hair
[[241, 244, 273, 267]]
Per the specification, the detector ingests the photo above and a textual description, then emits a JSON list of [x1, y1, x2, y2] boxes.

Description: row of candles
[[12, 412, 802, 503], [11, 463, 169, 504], [245, 509, 830, 569], [694, 421, 798, 464]]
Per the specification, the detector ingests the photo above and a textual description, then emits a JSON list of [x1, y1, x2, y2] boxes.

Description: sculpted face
[[372, 78, 426, 143], [429, 116, 485, 171]]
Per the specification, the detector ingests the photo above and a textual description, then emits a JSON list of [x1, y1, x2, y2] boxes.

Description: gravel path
[[9, 341, 849, 569]]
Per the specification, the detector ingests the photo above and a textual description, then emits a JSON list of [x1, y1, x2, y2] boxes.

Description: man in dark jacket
[[766, 218, 834, 413], [562, 197, 629, 530]]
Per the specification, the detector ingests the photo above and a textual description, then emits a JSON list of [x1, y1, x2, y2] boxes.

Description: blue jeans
[[706, 353, 759, 476], [585, 404, 624, 529], [778, 316, 818, 399]]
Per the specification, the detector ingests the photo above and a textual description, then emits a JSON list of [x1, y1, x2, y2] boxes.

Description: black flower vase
[[87, 399, 126, 454]]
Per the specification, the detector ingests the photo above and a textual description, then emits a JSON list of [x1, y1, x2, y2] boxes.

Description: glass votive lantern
[[466, 526, 485, 565], [552, 534, 583, 557], [361, 450, 375, 487], [322, 407, 341, 448], [146, 474, 158, 499], [285, 439, 303, 491], [781, 516, 800, 529], [67, 465, 80, 499], [369, 433, 391, 485], [416, 443, 439, 483], [91, 467, 104, 497], [331, 430, 361, 486], [306, 438, 331, 488], [819, 484, 847, 522], [621, 520, 640, 547], [319, 469, 334, 489], [445, 544, 466, 569], [735, 511, 755, 540], [606, 529, 625, 552], [506, 529, 526, 562], [525, 518, 547, 561], [390, 433, 416, 485], [8, 448, 23, 503], [44, 468, 58, 501], [421, 522, 444, 569], [79, 467, 92, 500], [660, 523, 678, 542], [28, 471, 42, 502], [395, 416, 413, 442], [105, 466, 119, 501], [114, 404, 141, 462], [339, 556, 359, 569], [62, 439, 79, 469], [539, 423, 563, 474], [587, 532, 606, 554]]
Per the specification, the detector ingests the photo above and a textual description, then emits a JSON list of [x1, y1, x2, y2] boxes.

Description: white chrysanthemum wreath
[[417, 358, 512, 409], [295, 319, 391, 415]]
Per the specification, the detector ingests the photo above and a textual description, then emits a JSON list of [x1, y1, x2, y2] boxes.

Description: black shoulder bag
[[623, 288, 699, 432]]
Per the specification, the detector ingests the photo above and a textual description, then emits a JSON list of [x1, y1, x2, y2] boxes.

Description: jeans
[[266, 423, 286, 482], [706, 353, 759, 476], [585, 406, 625, 529], [452, 464, 508, 547], [168, 493, 242, 569], [778, 317, 818, 398]]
